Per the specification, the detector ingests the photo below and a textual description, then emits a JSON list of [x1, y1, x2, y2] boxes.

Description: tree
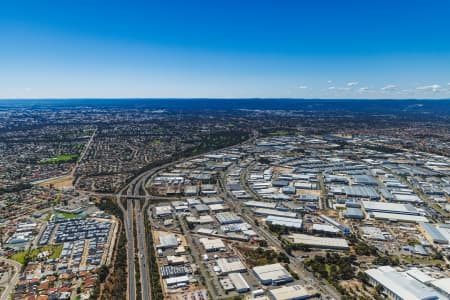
[[98, 265, 109, 282], [375, 284, 384, 294]]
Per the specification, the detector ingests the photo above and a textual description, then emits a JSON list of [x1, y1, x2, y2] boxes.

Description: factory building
[[365, 266, 446, 300], [330, 185, 380, 200], [228, 273, 250, 293], [343, 207, 365, 219], [312, 224, 340, 235], [216, 212, 242, 224], [216, 257, 246, 274], [199, 238, 226, 252], [253, 263, 294, 286], [154, 205, 173, 218], [420, 223, 449, 244], [157, 234, 179, 249], [266, 216, 303, 229], [165, 275, 190, 287], [268, 284, 319, 300], [369, 212, 429, 223], [244, 201, 277, 209], [286, 233, 349, 250], [253, 208, 297, 219], [431, 278, 450, 298], [319, 215, 351, 235], [362, 201, 423, 216]]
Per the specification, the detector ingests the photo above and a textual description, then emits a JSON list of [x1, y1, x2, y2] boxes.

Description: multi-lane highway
[[116, 197, 136, 300], [112, 133, 258, 300], [117, 161, 175, 300], [135, 200, 151, 300]]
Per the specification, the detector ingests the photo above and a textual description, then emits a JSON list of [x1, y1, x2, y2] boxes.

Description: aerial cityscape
[[1, 99, 449, 300], [1, 1, 450, 300]]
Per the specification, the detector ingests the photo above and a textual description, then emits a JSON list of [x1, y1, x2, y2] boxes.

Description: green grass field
[[11, 244, 63, 264], [39, 154, 79, 164], [55, 212, 83, 219]]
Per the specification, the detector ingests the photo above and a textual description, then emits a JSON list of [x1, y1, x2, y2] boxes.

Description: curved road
[[0, 258, 21, 300]]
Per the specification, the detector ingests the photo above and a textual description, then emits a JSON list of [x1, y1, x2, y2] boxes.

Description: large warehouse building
[[268, 284, 319, 300], [253, 263, 293, 286], [228, 273, 250, 293], [364, 266, 446, 300], [420, 223, 450, 245], [361, 201, 423, 216], [286, 233, 349, 250], [265, 216, 303, 229]]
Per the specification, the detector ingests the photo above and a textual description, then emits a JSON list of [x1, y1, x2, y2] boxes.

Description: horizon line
[[1, 97, 450, 101]]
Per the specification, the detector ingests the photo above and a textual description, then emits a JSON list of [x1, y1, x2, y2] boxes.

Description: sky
[[1, 0, 450, 99]]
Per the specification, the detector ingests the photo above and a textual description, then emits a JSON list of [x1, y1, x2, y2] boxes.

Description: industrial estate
[[1, 99, 450, 300]]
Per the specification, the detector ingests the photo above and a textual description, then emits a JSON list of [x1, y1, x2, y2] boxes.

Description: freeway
[[116, 196, 136, 300], [112, 159, 176, 300], [135, 200, 151, 300]]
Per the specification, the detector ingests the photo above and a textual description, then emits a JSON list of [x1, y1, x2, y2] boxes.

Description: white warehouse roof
[[287, 233, 349, 250], [269, 284, 318, 300], [253, 263, 293, 285], [365, 267, 446, 300], [266, 216, 303, 229]]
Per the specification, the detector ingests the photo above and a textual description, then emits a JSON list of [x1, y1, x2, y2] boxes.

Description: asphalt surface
[[135, 200, 151, 300], [117, 162, 172, 300], [0, 258, 21, 300], [125, 199, 136, 300]]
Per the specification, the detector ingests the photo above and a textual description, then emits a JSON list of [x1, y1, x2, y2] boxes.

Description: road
[[177, 215, 219, 299], [71, 128, 97, 176], [116, 160, 170, 300], [117, 196, 136, 300], [0, 258, 21, 300], [135, 200, 151, 300]]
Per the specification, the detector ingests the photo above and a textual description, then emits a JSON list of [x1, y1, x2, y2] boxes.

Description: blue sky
[[1, 0, 449, 99]]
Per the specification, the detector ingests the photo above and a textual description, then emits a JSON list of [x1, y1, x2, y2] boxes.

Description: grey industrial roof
[[362, 201, 421, 215], [343, 186, 379, 199], [343, 207, 365, 218], [351, 175, 378, 185], [421, 223, 449, 244], [266, 216, 303, 228]]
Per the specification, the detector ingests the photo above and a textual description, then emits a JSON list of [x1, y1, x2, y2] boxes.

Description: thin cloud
[[416, 84, 441, 92], [327, 86, 336, 90], [381, 84, 397, 91], [358, 87, 369, 93], [327, 80, 333, 84], [347, 81, 359, 87], [298, 85, 308, 89]]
